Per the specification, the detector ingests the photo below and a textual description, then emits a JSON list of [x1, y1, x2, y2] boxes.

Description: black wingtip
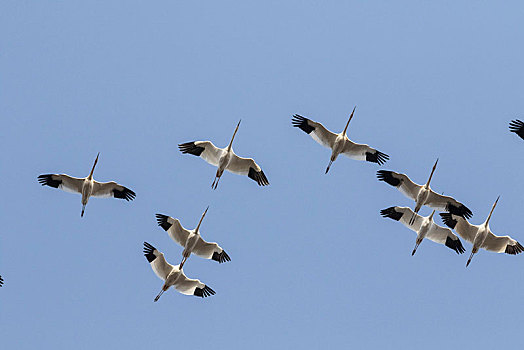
[[37, 174, 62, 188], [440, 213, 457, 229], [509, 119, 524, 140], [366, 151, 389, 165], [291, 114, 315, 134], [143, 242, 157, 263], [445, 236, 466, 254], [155, 214, 172, 231], [248, 167, 269, 186], [376, 170, 401, 187], [113, 187, 136, 201], [194, 285, 216, 298], [0, 275, 3, 287], [178, 142, 205, 156], [446, 203, 472, 220], [505, 242, 524, 255], [212, 250, 231, 263], [380, 207, 403, 221]]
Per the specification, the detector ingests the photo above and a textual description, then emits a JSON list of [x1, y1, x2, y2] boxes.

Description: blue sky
[[1, 1, 524, 348]]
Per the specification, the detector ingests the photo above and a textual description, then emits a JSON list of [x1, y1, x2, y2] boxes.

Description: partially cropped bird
[[291, 107, 389, 173], [377, 159, 472, 225], [179, 120, 269, 189], [0, 275, 3, 287], [440, 196, 523, 267], [143, 242, 215, 302], [509, 119, 524, 140], [156, 207, 230, 268], [38, 153, 135, 217], [381, 206, 465, 255]]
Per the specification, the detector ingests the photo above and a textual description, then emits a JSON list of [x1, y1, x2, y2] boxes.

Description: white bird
[[143, 242, 216, 302], [155, 207, 230, 269], [381, 206, 465, 255], [0, 275, 3, 287], [291, 107, 389, 173], [38, 153, 136, 217], [440, 196, 523, 267], [179, 120, 269, 189], [509, 119, 524, 140], [377, 159, 472, 225]]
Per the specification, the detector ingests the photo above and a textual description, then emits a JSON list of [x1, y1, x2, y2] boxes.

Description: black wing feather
[[291, 115, 315, 134], [194, 285, 216, 298], [509, 119, 524, 140]]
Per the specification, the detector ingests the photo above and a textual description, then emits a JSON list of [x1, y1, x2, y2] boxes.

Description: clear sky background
[[1, 1, 524, 349]]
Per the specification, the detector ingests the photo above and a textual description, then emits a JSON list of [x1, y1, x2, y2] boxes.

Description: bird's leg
[[466, 251, 475, 267], [409, 211, 417, 225], [213, 175, 222, 190], [412, 241, 421, 256], [325, 160, 333, 174], [179, 256, 187, 269], [154, 288, 166, 302], [81, 204, 86, 217], [211, 177, 217, 189]]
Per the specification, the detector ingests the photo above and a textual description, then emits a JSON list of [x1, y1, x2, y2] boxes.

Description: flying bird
[[143, 242, 215, 302], [38, 153, 136, 217], [377, 159, 472, 224], [509, 119, 524, 140], [179, 120, 269, 189], [440, 197, 523, 267], [156, 207, 230, 268], [381, 206, 465, 255], [291, 107, 389, 173]]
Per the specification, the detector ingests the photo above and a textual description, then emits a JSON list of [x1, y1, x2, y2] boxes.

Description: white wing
[[143, 242, 175, 281], [482, 231, 524, 254], [426, 224, 465, 254], [192, 236, 231, 263], [380, 206, 423, 232], [91, 181, 136, 201], [227, 153, 269, 186], [440, 213, 480, 244], [292, 115, 338, 149], [174, 270, 216, 297], [38, 174, 84, 194], [342, 140, 389, 165], [155, 214, 191, 247], [377, 170, 422, 200], [426, 191, 472, 219], [179, 140, 225, 167]]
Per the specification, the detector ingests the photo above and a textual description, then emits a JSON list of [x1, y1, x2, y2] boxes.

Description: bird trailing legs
[[179, 206, 209, 269], [211, 121, 241, 189], [325, 107, 356, 174], [154, 285, 168, 302], [467, 196, 500, 267], [81, 152, 100, 217], [409, 158, 439, 225]]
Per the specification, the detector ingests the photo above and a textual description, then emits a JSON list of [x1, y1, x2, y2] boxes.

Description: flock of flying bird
[[1, 116, 522, 299]]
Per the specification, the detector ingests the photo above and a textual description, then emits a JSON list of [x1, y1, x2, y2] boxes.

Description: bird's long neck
[[227, 120, 241, 152], [428, 210, 436, 221], [342, 106, 356, 136], [88, 153, 100, 179], [425, 158, 438, 188], [485, 196, 500, 227], [195, 206, 209, 234]]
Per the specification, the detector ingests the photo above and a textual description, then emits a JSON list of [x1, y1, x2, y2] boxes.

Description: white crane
[[509, 119, 524, 140], [155, 207, 230, 269], [377, 159, 472, 225], [143, 242, 216, 302], [178, 120, 269, 189], [38, 153, 136, 217], [381, 206, 465, 255], [291, 107, 389, 173], [440, 197, 523, 267]]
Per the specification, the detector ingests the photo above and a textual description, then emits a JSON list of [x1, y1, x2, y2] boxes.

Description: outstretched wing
[[380, 206, 423, 232], [426, 225, 465, 254], [482, 232, 524, 254], [342, 140, 389, 165], [0, 275, 3, 287], [38, 174, 84, 194], [192, 236, 231, 263], [92, 181, 136, 201], [175, 271, 216, 298], [509, 119, 524, 140], [291, 115, 338, 149], [227, 154, 269, 186], [426, 191, 472, 219], [178, 141, 225, 167], [377, 170, 422, 200], [155, 214, 191, 247], [439, 213, 479, 244], [143, 242, 175, 281]]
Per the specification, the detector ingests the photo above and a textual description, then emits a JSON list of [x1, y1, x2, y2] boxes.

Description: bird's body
[[381, 206, 465, 255], [38, 153, 136, 217], [143, 242, 215, 302], [440, 197, 523, 267], [377, 159, 472, 224], [509, 119, 524, 140], [291, 107, 389, 173], [179, 121, 268, 189], [156, 207, 230, 268]]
